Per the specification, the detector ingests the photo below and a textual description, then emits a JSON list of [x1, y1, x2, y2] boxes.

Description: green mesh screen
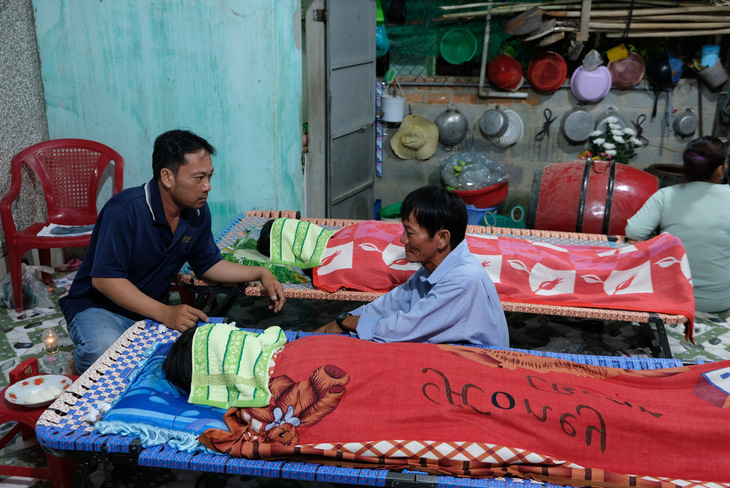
[[379, 0, 542, 82]]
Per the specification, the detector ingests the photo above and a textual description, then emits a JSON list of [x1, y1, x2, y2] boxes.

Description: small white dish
[[5, 375, 72, 408]]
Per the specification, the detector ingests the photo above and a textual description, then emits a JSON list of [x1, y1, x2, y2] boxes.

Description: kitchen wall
[[374, 78, 724, 218]]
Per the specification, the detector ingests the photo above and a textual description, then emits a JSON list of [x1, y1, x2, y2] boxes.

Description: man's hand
[[161, 304, 209, 332], [313, 321, 345, 334], [201, 261, 286, 313], [260, 269, 286, 313]]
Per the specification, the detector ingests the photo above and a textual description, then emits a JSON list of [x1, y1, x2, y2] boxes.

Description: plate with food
[[5, 375, 73, 408]]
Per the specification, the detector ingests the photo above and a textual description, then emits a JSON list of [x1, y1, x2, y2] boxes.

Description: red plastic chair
[[0, 139, 124, 312], [0, 358, 77, 487]]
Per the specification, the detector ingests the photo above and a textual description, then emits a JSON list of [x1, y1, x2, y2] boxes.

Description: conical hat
[[390, 114, 439, 160]]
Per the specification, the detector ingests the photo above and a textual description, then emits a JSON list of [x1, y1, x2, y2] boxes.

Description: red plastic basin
[[452, 181, 509, 208]]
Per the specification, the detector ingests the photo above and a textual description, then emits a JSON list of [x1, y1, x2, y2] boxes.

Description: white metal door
[[306, 0, 376, 219]]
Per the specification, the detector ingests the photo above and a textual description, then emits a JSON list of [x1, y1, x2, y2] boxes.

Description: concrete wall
[[0, 0, 50, 260], [375, 78, 723, 219], [31, 0, 303, 232]]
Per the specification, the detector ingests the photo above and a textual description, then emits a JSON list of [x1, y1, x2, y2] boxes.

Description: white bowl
[[5, 375, 73, 408]]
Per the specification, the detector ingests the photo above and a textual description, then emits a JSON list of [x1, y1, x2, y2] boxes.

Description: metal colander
[[492, 110, 523, 148]]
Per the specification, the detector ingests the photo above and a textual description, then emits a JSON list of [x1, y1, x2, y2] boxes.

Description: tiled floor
[[0, 272, 729, 487]]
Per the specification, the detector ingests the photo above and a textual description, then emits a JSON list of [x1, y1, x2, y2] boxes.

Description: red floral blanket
[[312, 222, 695, 340], [200, 336, 730, 488]]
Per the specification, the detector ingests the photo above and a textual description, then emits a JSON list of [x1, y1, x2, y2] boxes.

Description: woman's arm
[[625, 191, 664, 240]]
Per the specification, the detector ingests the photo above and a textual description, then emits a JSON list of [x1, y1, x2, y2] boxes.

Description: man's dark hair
[[682, 136, 728, 182], [152, 129, 217, 181], [400, 186, 467, 249], [162, 326, 196, 394]]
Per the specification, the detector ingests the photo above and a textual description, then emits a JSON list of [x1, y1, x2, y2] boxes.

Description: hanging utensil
[[538, 30, 567, 46], [492, 110, 524, 148], [535, 108, 558, 142], [595, 106, 628, 133], [646, 56, 674, 120], [561, 107, 596, 144], [480, 106, 509, 139], [567, 40, 585, 61], [524, 20, 578, 41], [434, 104, 469, 151], [505, 7, 545, 35], [673, 108, 698, 137], [667, 86, 675, 133], [632, 114, 649, 145]]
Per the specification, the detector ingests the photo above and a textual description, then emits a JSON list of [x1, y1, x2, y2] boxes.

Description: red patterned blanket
[[312, 222, 695, 340], [200, 335, 730, 488]]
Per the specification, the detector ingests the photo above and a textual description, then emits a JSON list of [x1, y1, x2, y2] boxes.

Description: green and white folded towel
[[269, 218, 333, 269], [189, 324, 287, 409]]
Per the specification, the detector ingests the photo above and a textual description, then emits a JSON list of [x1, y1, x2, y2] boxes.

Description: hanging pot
[[434, 104, 469, 151], [595, 106, 628, 133], [479, 107, 509, 139], [646, 56, 677, 120], [561, 107, 596, 144], [673, 108, 699, 137], [492, 110, 523, 148]]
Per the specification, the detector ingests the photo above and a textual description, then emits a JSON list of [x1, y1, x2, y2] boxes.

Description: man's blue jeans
[[67, 308, 137, 374]]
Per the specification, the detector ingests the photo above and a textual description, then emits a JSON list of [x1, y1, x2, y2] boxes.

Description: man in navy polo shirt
[[60, 129, 286, 374]]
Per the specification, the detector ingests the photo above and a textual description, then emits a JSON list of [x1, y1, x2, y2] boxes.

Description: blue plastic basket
[[465, 204, 498, 225]]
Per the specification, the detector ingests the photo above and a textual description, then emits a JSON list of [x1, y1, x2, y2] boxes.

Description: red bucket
[[452, 181, 509, 208]]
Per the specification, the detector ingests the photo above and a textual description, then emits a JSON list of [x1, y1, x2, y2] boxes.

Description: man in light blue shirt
[[315, 186, 509, 347]]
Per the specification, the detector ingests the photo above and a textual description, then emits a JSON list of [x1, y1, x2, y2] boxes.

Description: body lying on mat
[[219, 197, 695, 344], [225, 186, 509, 347], [112, 323, 730, 488]]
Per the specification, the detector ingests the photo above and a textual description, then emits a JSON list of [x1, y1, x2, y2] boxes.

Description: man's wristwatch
[[336, 312, 351, 330]]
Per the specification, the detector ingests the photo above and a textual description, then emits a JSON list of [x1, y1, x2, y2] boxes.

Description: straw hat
[[390, 115, 439, 160]]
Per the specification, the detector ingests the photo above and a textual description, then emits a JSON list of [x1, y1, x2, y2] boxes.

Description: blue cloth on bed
[[94, 342, 227, 452]]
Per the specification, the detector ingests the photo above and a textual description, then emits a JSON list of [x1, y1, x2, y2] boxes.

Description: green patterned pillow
[[220, 227, 309, 284]]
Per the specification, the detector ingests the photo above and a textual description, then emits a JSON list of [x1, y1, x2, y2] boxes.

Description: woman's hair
[[682, 136, 728, 182], [162, 327, 196, 394], [400, 186, 467, 250]]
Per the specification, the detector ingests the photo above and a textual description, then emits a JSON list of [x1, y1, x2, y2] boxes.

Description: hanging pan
[[646, 56, 676, 120]]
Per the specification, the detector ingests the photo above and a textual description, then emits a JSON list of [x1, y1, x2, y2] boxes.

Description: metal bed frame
[[36, 319, 684, 488]]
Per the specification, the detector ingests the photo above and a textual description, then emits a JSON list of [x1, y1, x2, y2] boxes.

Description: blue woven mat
[[36, 319, 682, 487]]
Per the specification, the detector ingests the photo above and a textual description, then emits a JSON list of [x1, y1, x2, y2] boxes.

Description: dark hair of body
[[161, 327, 196, 394], [152, 129, 217, 181], [257, 219, 275, 257], [682, 136, 728, 183], [400, 186, 467, 250]]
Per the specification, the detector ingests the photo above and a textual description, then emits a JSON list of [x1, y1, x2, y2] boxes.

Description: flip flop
[[56, 258, 82, 272]]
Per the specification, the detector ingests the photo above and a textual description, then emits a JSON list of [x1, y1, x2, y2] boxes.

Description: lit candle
[[42, 327, 59, 354]]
